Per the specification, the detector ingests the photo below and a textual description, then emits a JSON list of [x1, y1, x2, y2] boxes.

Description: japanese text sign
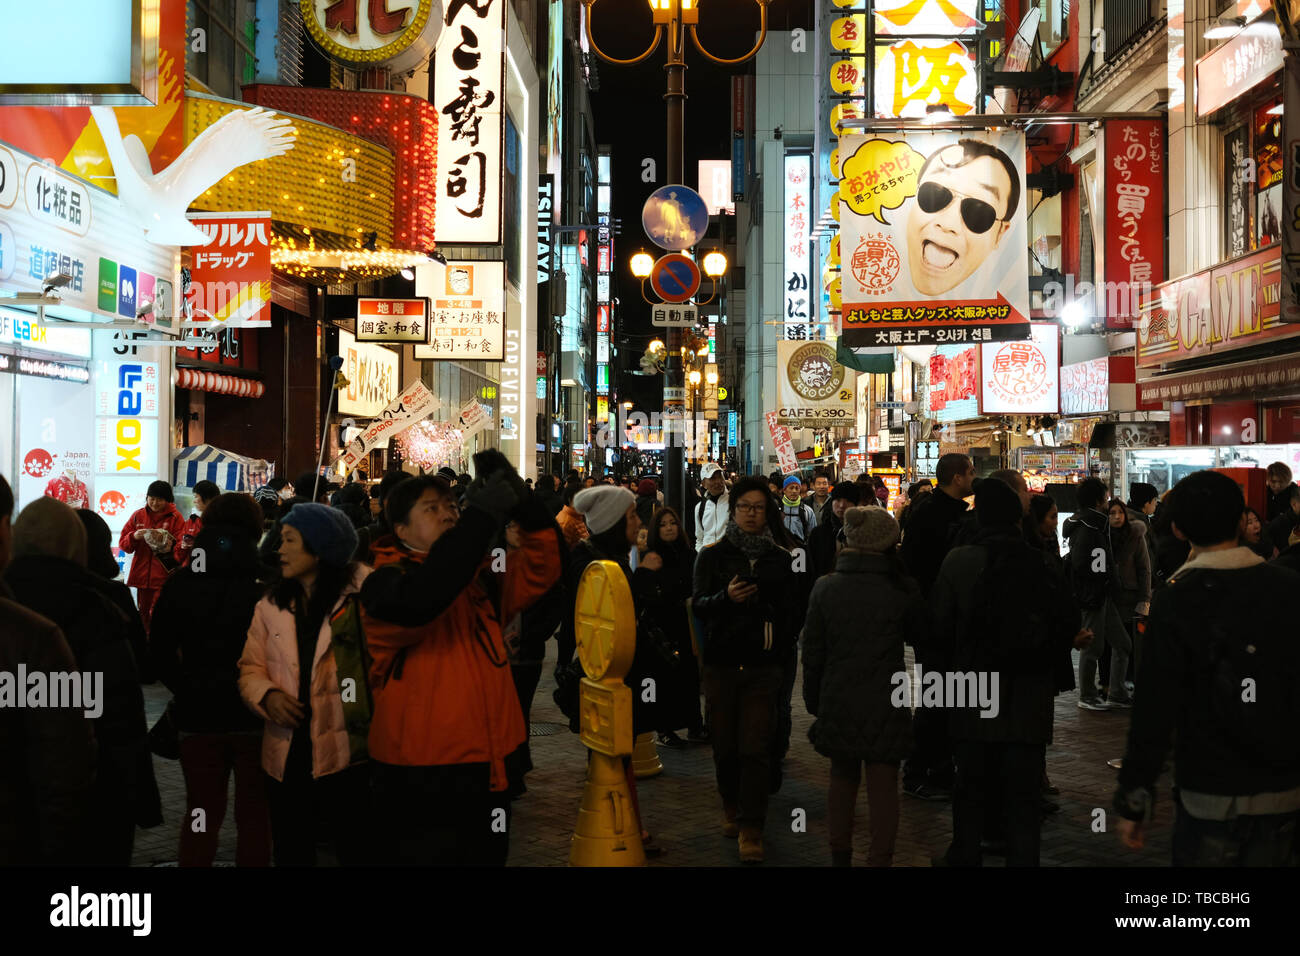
[[1196, 12, 1283, 117], [784, 153, 812, 340], [185, 212, 272, 327], [765, 410, 799, 474], [434, 0, 505, 244], [1104, 120, 1164, 328], [979, 322, 1060, 415], [355, 297, 430, 342], [415, 260, 506, 360], [333, 380, 435, 474], [838, 132, 1030, 348]]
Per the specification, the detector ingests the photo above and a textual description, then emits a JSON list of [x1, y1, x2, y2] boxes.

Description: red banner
[[1105, 119, 1165, 328], [185, 213, 273, 327]]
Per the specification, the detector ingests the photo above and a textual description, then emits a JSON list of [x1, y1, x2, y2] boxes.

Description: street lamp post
[[584, 0, 769, 517]]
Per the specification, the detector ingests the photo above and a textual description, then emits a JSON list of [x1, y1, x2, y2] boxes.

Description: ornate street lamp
[[584, 0, 769, 517]]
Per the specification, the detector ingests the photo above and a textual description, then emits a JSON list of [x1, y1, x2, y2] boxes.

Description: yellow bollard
[[631, 731, 663, 778], [569, 560, 645, 866]]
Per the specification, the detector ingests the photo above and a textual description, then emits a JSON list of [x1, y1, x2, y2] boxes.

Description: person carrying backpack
[[931, 479, 1086, 866], [779, 475, 816, 545], [1114, 470, 1300, 865]]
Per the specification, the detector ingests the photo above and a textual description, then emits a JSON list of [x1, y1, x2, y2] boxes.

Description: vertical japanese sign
[[415, 261, 506, 360], [434, 0, 505, 244], [185, 212, 273, 327], [765, 410, 799, 474], [732, 75, 746, 200], [838, 131, 1031, 347], [1283, 42, 1300, 321], [784, 153, 812, 340], [871, 0, 980, 119], [1104, 120, 1164, 328]]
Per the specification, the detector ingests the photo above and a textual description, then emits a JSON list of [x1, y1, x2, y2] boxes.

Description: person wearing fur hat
[[118, 479, 186, 634], [6, 496, 162, 863], [802, 506, 923, 865], [931, 478, 1086, 867], [238, 502, 372, 866]]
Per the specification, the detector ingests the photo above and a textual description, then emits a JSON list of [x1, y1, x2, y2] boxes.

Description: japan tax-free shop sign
[[838, 131, 1031, 348]]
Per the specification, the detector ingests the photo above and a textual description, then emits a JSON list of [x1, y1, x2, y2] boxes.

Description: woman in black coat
[[802, 507, 921, 866], [635, 507, 705, 747], [5, 497, 161, 865], [149, 492, 272, 866]]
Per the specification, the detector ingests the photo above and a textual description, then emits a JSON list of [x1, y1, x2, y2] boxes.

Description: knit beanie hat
[[13, 496, 88, 567], [146, 479, 174, 503], [637, 478, 658, 497], [574, 486, 635, 535], [783, 475, 801, 492], [1129, 482, 1158, 510], [830, 481, 861, 505], [279, 503, 359, 568], [842, 506, 899, 553], [975, 477, 1023, 528]]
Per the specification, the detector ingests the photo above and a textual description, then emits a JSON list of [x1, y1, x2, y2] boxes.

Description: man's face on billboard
[[906, 145, 1013, 296]]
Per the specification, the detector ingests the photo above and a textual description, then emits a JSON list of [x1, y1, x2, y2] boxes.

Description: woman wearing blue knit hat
[[237, 502, 373, 865]]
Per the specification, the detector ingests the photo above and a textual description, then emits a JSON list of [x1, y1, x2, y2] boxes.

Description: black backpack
[[1188, 573, 1300, 772]]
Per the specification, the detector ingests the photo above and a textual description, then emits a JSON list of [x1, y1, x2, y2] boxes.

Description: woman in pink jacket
[[118, 480, 186, 633], [238, 503, 371, 866]]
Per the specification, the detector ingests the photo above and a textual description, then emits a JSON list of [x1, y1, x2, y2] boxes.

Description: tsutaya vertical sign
[[784, 153, 812, 340], [1104, 120, 1164, 328], [434, 0, 506, 244]]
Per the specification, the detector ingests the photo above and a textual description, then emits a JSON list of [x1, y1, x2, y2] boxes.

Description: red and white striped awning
[[173, 367, 266, 398]]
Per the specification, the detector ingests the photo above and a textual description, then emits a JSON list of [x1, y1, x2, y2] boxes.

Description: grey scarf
[[724, 518, 777, 560]]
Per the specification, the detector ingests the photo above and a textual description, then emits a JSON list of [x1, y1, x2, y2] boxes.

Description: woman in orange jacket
[[360, 450, 562, 866]]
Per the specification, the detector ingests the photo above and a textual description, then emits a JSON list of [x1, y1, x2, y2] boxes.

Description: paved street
[[133, 646, 1172, 867]]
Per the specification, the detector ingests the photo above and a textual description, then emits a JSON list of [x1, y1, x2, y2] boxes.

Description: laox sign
[[115, 364, 146, 470]]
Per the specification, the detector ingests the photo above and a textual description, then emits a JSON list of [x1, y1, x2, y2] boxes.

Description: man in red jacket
[[361, 450, 562, 865], [118, 480, 186, 633]]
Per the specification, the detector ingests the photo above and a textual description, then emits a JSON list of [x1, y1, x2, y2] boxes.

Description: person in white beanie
[[558, 484, 665, 855]]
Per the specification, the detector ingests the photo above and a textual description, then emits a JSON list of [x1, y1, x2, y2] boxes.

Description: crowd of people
[[1, 450, 1296, 868]]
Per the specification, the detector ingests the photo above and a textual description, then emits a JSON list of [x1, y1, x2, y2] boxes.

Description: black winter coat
[[932, 527, 1077, 744], [149, 524, 267, 733], [692, 534, 803, 667], [801, 550, 919, 762], [4, 555, 162, 845], [1062, 508, 1114, 610], [1119, 554, 1300, 800], [0, 586, 96, 865], [899, 488, 970, 595], [561, 535, 663, 736], [633, 540, 699, 731], [807, 511, 842, 579]]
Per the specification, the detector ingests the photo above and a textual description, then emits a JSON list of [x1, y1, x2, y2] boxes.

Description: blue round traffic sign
[[650, 254, 701, 303], [642, 184, 710, 251]]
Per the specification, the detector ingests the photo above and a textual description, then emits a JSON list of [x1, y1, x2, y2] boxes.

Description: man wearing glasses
[[905, 139, 1020, 297]]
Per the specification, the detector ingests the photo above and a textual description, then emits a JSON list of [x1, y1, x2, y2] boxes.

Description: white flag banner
[[459, 397, 491, 436], [333, 381, 436, 475]]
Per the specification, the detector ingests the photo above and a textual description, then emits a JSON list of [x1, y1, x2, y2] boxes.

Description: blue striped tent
[[173, 445, 251, 491]]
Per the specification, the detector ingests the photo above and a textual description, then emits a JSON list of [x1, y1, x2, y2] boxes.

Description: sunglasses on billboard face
[[916, 181, 1004, 235]]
